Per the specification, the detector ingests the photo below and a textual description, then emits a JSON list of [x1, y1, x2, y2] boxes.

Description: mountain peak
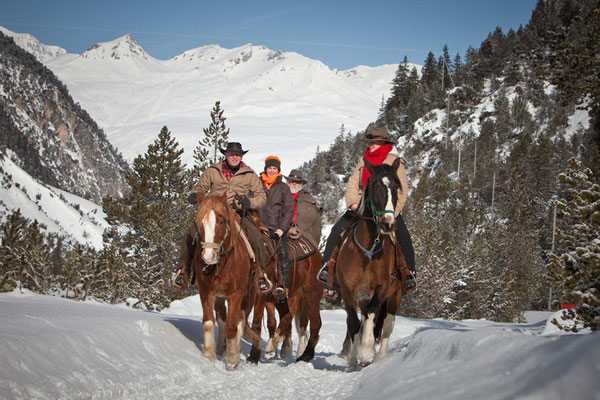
[[81, 34, 150, 61], [0, 25, 66, 63]]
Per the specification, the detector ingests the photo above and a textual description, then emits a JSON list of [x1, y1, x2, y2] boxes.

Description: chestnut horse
[[336, 157, 410, 367], [191, 192, 260, 369], [247, 238, 323, 363]]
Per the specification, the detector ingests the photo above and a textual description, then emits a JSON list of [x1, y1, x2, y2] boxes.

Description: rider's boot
[[273, 253, 290, 302]]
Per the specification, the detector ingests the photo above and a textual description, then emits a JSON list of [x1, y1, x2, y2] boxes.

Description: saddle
[[259, 226, 317, 262]]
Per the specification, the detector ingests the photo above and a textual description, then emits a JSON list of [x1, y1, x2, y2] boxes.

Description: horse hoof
[[264, 350, 276, 360], [247, 350, 260, 364], [225, 361, 240, 370], [296, 354, 313, 363]]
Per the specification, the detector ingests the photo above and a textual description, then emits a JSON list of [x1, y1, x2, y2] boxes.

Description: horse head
[[363, 157, 402, 234], [196, 192, 231, 265]]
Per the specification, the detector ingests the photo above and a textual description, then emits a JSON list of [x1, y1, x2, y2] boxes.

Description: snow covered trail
[[0, 290, 599, 400]]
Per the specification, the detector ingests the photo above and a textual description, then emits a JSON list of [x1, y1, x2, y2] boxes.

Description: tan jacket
[[191, 162, 266, 210], [345, 153, 408, 216]]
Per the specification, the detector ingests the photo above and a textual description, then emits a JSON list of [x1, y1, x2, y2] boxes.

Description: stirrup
[[323, 288, 339, 303], [257, 276, 273, 295], [317, 265, 329, 285], [172, 268, 187, 290], [273, 287, 288, 302]]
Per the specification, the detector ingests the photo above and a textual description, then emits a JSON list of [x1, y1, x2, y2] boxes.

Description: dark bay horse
[[336, 157, 410, 367], [247, 236, 324, 363], [191, 192, 260, 369]]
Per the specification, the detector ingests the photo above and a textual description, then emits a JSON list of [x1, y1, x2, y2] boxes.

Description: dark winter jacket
[[293, 190, 322, 247], [259, 174, 294, 232]]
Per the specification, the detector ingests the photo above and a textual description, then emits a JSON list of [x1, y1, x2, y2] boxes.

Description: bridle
[[353, 174, 397, 259], [195, 207, 237, 273]]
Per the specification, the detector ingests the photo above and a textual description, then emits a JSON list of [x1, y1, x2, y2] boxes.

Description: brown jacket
[[293, 190, 323, 247], [191, 162, 266, 210], [345, 153, 408, 216]]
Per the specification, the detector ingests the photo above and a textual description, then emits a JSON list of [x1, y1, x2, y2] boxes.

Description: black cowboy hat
[[219, 142, 249, 155], [364, 126, 394, 144], [285, 169, 308, 184]]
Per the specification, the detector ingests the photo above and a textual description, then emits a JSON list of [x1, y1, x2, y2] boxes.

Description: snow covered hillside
[[0, 156, 107, 249], [1, 290, 598, 400], [5, 28, 405, 172]]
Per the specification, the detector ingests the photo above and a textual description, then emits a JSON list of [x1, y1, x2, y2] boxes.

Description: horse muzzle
[[379, 214, 395, 234]]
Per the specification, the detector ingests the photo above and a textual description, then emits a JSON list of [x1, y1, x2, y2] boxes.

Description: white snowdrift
[[1, 290, 598, 400]]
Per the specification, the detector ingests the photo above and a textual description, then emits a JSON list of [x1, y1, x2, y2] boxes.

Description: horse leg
[[200, 291, 217, 362], [248, 295, 266, 364], [357, 296, 381, 366], [341, 329, 352, 360], [214, 297, 227, 357], [296, 293, 322, 362], [295, 300, 308, 357], [224, 294, 244, 369], [264, 301, 290, 358], [281, 333, 293, 358], [266, 302, 277, 338], [374, 313, 395, 362], [345, 303, 361, 367]]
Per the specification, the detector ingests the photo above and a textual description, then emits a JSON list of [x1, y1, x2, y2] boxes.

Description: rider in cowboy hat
[[284, 169, 323, 249], [317, 126, 416, 295], [173, 142, 272, 294]]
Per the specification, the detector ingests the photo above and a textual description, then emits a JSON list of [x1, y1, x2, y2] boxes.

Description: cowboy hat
[[364, 126, 394, 144], [219, 142, 249, 155], [285, 169, 308, 184]]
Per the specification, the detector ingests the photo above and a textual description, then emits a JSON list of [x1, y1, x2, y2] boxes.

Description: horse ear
[[363, 157, 375, 174]]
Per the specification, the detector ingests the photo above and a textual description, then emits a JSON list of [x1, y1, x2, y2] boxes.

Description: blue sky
[[2, 0, 538, 70]]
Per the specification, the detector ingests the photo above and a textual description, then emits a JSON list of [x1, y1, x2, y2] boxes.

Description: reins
[[196, 203, 242, 275]]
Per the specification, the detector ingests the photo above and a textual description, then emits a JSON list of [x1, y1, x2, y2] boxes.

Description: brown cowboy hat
[[364, 126, 394, 144], [219, 142, 249, 155], [285, 169, 308, 184]]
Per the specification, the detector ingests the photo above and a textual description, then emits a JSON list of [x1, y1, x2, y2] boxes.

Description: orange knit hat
[[264, 155, 281, 171]]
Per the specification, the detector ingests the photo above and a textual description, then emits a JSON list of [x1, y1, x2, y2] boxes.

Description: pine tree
[[103, 125, 189, 310], [548, 158, 600, 331], [189, 101, 230, 183], [0, 210, 27, 292]]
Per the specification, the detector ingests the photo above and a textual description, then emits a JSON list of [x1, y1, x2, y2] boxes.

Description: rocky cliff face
[[0, 32, 128, 202]]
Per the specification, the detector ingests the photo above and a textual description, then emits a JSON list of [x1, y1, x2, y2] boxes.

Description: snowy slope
[[36, 32, 404, 172], [0, 156, 108, 249], [1, 290, 598, 400]]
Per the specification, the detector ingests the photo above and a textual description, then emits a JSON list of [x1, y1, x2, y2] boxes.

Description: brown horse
[[191, 192, 260, 369], [247, 236, 324, 363], [336, 157, 410, 367]]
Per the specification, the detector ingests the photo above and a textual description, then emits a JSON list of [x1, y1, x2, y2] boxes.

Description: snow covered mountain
[[35, 31, 404, 171], [0, 26, 66, 63]]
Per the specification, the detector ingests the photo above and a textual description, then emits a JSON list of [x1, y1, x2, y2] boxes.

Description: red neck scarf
[[291, 191, 299, 222], [361, 144, 393, 188]]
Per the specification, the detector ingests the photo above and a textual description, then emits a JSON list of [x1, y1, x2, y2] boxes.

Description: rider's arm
[[395, 160, 408, 216], [248, 174, 267, 210], [345, 160, 363, 211]]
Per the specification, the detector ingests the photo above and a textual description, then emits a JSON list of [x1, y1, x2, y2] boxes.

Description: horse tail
[[243, 319, 262, 347]]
